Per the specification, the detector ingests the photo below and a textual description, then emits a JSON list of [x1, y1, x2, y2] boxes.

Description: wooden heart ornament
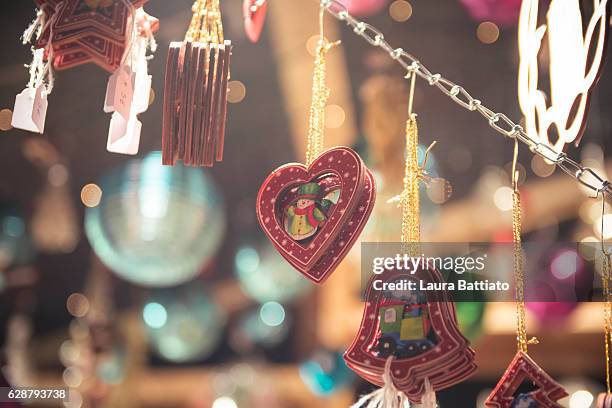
[[243, 0, 267, 43], [256, 147, 376, 284], [344, 265, 477, 403]]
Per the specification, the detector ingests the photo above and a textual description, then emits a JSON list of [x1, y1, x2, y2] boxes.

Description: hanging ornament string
[[186, 0, 224, 45], [401, 70, 420, 247], [511, 140, 538, 354], [388, 69, 436, 248], [600, 193, 612, 394], [305, 4, 340, 166]]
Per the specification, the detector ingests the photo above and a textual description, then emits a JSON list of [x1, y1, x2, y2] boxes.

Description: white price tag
[[133, 72, 152, 115], [12, 86, 48, 133], [106, 112, 141, 155], [103, 65, 134, 119]]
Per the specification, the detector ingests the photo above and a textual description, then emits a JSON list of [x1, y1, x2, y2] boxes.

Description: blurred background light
[[569, 390, 594, 408], [143, 302, 168, 329], [80, 183, 102, 208], [0, 108, 13, 131], [550, 249, 582, 280], [84, 151, 225, 287], [66, 293, 90, 318], [144, 284, 225, 363], [389, 0, 412, 22], [493, 186, 513, 211], [299, 350, 354, 396], [259, 302, 285, 327], [476, 21, 500, 44], [212, 396, 238, 408], [235, 242, 310, 303], [228, 80, 247, 104]]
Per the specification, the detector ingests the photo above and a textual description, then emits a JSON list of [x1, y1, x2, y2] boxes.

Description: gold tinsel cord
[[305, 6, 338, 166], [401, 114, 420, 247], [185, 0, 224, 43]]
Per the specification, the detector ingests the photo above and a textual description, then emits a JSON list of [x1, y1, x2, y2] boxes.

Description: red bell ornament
[[344, 265, 477, 403]]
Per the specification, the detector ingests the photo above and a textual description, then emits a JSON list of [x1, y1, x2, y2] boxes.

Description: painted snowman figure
[[285, 182, 327, 241]]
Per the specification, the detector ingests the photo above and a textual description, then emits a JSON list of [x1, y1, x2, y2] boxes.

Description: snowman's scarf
[[351, 357, 437, 408]]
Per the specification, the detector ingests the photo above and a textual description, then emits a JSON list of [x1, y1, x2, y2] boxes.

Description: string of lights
[[320, 0, 612, 199]]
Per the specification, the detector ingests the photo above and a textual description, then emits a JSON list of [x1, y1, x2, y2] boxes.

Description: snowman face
[[297, 198, 314, 209]]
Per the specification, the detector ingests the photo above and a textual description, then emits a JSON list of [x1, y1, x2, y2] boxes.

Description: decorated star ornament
[[345, 71, 476, 407], [12, 0, 157, 134], [256, 3, 375, 284], [485, 141, 567, 408]]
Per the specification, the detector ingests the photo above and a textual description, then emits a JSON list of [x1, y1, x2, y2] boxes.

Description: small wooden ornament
[[256, 146, 375, 283], [161, 0, 232, 167], [344, 266, 477, 403], [485, 351, 568, 408]]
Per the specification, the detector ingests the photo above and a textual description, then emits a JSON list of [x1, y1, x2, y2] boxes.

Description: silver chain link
[[320, 0, 612, 199]]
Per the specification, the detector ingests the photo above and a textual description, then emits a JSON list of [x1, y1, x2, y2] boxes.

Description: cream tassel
[[351, 357, 411, 408]]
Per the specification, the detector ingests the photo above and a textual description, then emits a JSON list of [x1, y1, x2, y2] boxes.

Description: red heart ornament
[[243, 0, 267, 43], [256, 147, 376, 284], [344, 265, 477, 402]]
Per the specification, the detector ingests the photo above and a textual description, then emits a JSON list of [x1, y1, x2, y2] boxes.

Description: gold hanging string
[[185, 0, 224, 43], [387, 69, 436, 254], [600, 192, 612, 393], [401, 69, 420, 246], [305, 4, 340, 166], [511, 140, 538, 354]]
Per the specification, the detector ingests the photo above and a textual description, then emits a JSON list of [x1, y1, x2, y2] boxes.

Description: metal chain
[[320, 0, 612, 199]]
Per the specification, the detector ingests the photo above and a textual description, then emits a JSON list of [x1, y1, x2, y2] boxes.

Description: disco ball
[[85, 152, 225, 287], [143, 284, 226, 362]]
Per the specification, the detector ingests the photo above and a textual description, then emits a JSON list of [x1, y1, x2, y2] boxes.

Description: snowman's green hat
[[297, 182, 321, 199]]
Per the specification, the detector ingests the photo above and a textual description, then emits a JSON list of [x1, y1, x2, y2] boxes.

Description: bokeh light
[[145, 284, 225, 363], [48, 163, 69, 187], [143, 302, 168, 329], [232, 307, 290, 350], [84, 151, 225, 287], [476, 21, 500, 44], [389, 0, 412, 22], [550, 249, 582, 280], [235, 242, 310, 303], [0, 109, 13, 131], [66, 293, 90, 318], [80, 184, 102, 208], [299, 350, 354, 396], [569, 390, 594, 408], [212, 396, 238, 408], [260, 301, 285, 327], [325, 104, 346, 128], [228, 80, 246, 104], [493, 186, 513, 211], [0, 205, 35, 270], [531, 155, 555, 177]]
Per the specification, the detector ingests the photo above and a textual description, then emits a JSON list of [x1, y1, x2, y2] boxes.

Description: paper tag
[[103, 65, 134, 119], [107, 112, 141, 155], [133, 73, 152, 115], [12, 86, 48, 133]]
